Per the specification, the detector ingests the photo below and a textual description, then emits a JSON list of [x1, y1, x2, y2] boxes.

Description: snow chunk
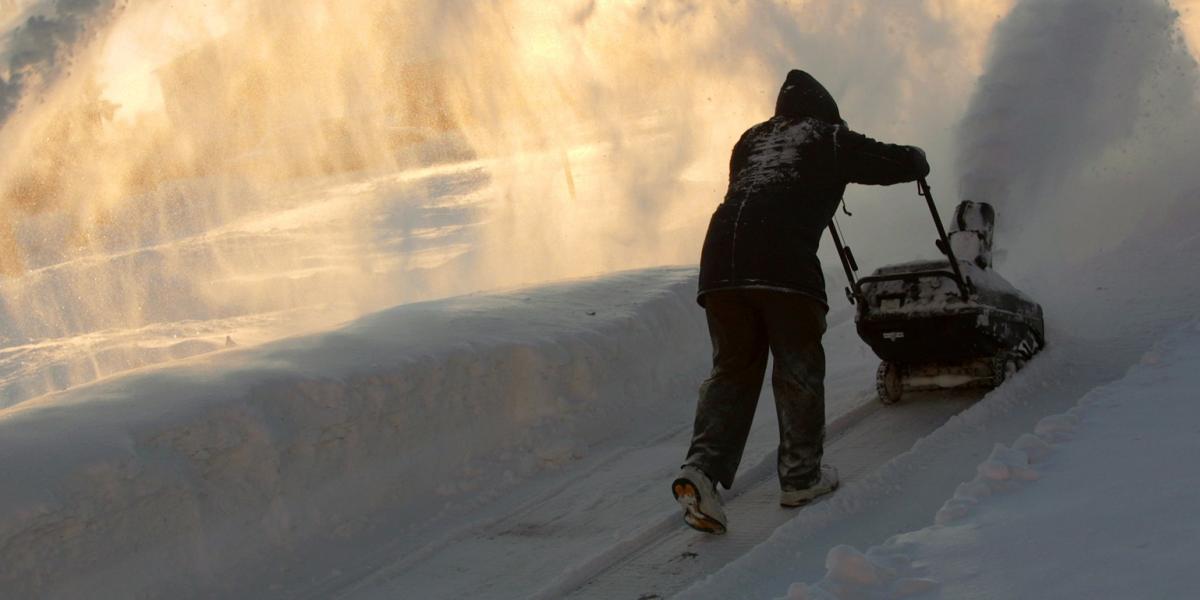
[[1012, 433, 1053, 463], [976, 459, 1011, 481], [1034, 413, 1079, 442], [785, 545, 938, 600], [825, 545, 888, 586]]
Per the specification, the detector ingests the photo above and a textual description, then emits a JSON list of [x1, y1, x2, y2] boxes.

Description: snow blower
[[829, 179, 1045, 405]]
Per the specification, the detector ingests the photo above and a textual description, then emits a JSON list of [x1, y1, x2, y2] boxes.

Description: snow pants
[[684, 289, 827, 491]]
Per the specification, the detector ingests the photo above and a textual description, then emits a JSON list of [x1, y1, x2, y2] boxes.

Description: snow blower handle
[[828, 218, 862, 305], [917, 178, 972, 299]]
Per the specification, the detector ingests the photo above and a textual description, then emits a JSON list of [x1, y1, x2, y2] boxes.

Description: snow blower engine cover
[[854, 200, 1044, 366]]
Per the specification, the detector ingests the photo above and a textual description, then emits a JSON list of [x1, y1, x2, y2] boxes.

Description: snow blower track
[[564, 391, 979, 600], [339, 390, 979, 600]]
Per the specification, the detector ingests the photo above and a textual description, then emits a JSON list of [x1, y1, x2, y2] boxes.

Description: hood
[[774, 69, 841, 123]]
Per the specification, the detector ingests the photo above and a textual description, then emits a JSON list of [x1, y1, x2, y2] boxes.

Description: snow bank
[[0, 266, 707, 597], [784, 320, 1200, 599]]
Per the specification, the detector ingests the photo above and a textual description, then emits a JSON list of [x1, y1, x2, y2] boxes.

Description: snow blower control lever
[[917, 179, 972, 299], [829, 178, 973, 306]]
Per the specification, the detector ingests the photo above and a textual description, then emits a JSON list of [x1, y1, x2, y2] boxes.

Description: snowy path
[[334, 391, 980, 600], [566, 392, 977, 600], [677, 336, 1143, 599]]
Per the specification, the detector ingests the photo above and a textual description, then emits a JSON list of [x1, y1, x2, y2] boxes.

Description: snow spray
[[955, 0, 1200, 339], [956, 0, 1200, 258], [0, 0, 1006, 404]]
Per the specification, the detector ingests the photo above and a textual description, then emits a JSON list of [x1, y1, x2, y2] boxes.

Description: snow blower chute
[[829, 179, 1045, 405]]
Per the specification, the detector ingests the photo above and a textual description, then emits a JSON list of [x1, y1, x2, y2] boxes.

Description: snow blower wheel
[[876, 361, 904, 405], [989, 354, 1022, 388]]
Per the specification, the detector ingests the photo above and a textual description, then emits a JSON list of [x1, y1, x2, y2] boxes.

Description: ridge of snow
[[0, 267, 708, 598], [772, 320, 1200, 599]]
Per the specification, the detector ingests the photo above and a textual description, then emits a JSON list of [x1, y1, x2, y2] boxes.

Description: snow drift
[[0, 267, 707, 597], [782, 321, 1200, 600]]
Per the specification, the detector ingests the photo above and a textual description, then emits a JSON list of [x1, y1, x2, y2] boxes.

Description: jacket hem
[[697, 284, 829, 311]]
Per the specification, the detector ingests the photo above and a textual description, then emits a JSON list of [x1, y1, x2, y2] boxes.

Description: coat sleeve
[[835, 126, 930, 185]]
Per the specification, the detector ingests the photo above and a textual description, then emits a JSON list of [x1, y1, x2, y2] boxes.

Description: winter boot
[[780, 464, 839, 508], [672, 466, 728, 535]]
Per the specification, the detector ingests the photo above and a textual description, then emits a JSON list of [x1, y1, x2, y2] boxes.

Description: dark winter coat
[[697, 70, 930, 308]]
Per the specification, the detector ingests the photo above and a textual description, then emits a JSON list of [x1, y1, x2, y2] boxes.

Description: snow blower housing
[[830, 180, 1045, 404]]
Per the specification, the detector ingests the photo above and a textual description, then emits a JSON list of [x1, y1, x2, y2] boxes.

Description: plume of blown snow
[[0, 0, 1009, 339], [956, 0, 1200, 265]]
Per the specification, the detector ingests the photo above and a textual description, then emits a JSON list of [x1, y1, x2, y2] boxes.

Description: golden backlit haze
[[2, 0, 1197, 404], [0, 0, 1018, 276], [29, 0, 1200, 406]]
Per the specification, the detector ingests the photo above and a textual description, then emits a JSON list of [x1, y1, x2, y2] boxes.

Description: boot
[[672, 466, 728, 534], [780, 464, 839, 508]]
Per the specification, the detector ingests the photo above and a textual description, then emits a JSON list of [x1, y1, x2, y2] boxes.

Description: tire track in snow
[[337, 390, 978, 600], [562, 391, 979, 600]]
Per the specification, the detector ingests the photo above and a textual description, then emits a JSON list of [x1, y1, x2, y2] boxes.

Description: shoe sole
[[780, 480, 840, 508], [672, 479, 726, 535]]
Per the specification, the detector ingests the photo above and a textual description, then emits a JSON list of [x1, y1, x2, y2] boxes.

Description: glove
[[910, 146, 930, 177]]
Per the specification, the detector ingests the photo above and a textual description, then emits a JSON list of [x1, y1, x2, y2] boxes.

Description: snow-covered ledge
[[0, 267, 707, 597]]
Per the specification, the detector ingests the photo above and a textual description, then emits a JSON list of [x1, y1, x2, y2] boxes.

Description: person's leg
[[759, 291, 828, 490], [683, 290, 769, 489]]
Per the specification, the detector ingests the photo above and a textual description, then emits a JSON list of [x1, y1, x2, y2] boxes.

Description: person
[[671, 69, 929, 534]]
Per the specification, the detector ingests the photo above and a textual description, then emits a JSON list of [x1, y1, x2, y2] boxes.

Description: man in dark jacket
[[671, 70, 929, 534]]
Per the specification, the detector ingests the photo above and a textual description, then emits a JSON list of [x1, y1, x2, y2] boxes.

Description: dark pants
[[684, 289, 827, 490]]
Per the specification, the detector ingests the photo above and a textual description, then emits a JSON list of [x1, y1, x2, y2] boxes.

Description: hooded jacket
[[697, 70, 930, 308]]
